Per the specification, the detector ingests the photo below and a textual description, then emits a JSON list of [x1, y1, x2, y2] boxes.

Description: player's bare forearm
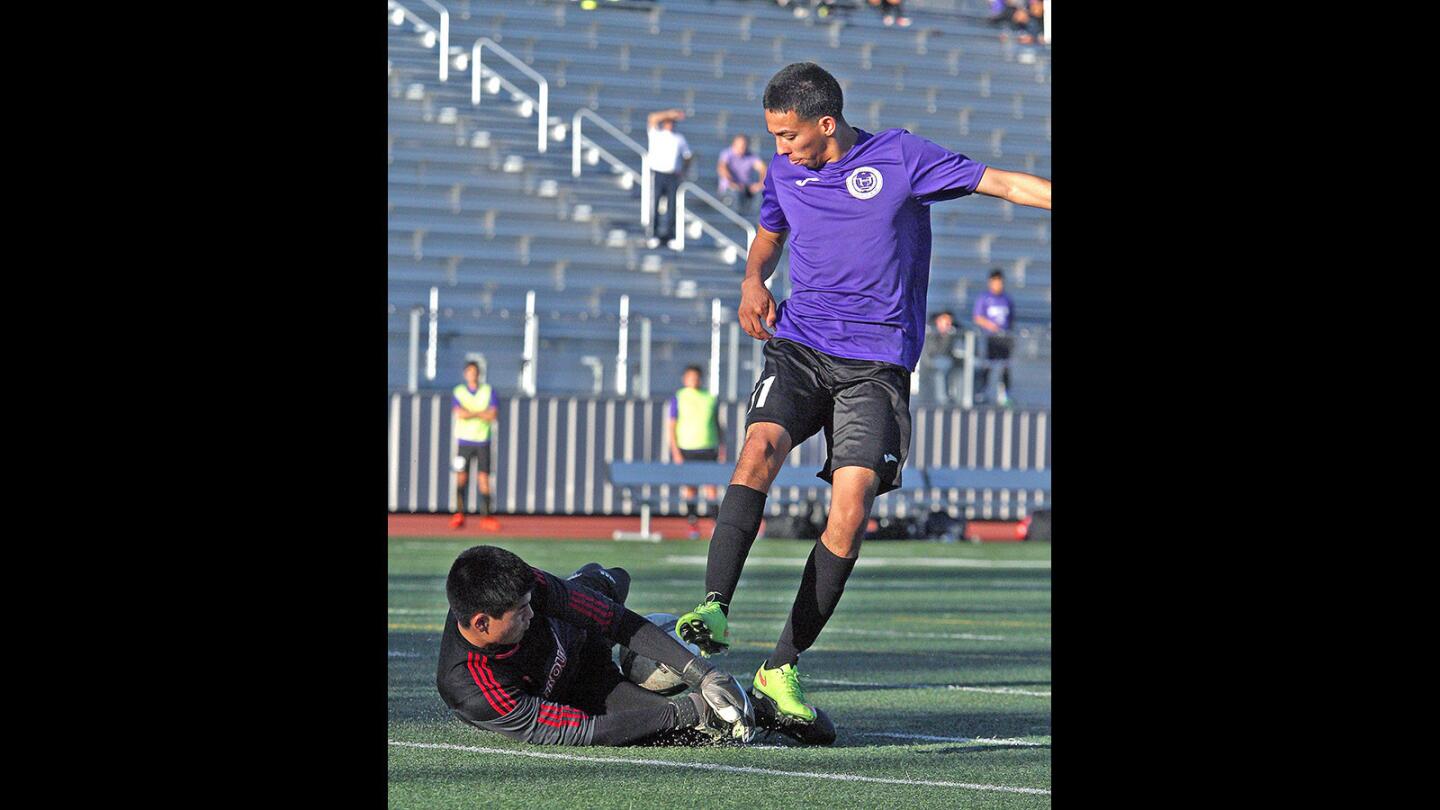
[[976, 167, 1051, 210], [647, 108, 685, 128], [744, 227, 786, 286], [739, 228, 786, 340], [974, 315, 1000, 332]]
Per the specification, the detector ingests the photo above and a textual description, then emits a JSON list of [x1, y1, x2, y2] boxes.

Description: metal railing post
[[390, 2, 449, 82], [571, 109, 652, 227], [673, 182, 756, 259], [472, 37, 550, 153], [520, 290, 538, 396], [727, 321, 739, 401], [639, 317, 652, 399], [960, 330, 976, 409], [408, 307, 422, 393], [616, 295, 630, 396], [709, 299, 722, 396], [417, 0, 449, 82], [425, 286, 439, 381]]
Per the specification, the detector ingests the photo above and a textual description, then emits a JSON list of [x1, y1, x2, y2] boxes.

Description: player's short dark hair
[[934, 311, 955, 322], [683, 365, 704, 377], [464, 360, 480, 372], [446, 545, 534, 623], [763, 62, 844, 122], [988, 269, 1005, 281]]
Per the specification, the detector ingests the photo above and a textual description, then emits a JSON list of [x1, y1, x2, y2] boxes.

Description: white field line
[[663, 555, 1050, 570], [808, 678, 1050, 697], [388, 740, 1050, 796], [645, 578, 1051, 590], [822, 627, 1007, 642], [857, 732, 1048, 746], [388, 650, 423, 658]]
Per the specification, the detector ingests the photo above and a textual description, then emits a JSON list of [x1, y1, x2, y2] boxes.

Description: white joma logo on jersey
[[795, 177, 819, 187], [884, 453, 898, 463]]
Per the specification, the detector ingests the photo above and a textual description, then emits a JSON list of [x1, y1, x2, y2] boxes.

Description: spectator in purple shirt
[[988, 0, 1046, 45], [868, 0, 911, 27], [674, 62, 1050, 729], [972, 268, 1015, 407], [717, 134, 768, 217]]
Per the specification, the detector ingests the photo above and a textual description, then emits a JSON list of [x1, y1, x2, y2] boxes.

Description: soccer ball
[[618, 613, 701, 696]]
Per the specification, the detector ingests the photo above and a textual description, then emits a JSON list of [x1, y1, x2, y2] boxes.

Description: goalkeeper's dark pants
[[565, 563, 684, 745]]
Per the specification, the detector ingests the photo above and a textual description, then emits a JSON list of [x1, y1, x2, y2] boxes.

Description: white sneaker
[[666, 238, 681, 250], [646, 237, 661, 249]]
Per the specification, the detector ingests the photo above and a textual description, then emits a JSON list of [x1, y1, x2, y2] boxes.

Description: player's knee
[[821, 525, 864, 558], [825, 500, 867, 536], [607, 566, 631, 603], [455, 470, 469, 486], [735, 425, 792, 485]]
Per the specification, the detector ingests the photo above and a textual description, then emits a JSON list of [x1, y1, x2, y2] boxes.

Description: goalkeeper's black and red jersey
[[435, 566, 693, 745]]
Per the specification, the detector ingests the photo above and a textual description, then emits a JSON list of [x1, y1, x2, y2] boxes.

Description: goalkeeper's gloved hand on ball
[[681, 656, 756, 742]]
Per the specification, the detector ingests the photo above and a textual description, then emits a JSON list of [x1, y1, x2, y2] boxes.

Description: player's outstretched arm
[[976, 167, 1051, 210], [739, 227, 787, 341]]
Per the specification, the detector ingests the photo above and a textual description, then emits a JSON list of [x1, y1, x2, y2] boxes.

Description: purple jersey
[[759, 128, 988, 370], [973, 291, 1013, 331], [718, 146, 761, 192]]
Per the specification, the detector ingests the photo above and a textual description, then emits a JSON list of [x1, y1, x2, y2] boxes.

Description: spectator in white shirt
[[646, 108, 694, 249]]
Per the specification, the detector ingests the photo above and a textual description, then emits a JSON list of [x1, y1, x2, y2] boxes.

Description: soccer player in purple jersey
[[677, 62, 1051, 727]]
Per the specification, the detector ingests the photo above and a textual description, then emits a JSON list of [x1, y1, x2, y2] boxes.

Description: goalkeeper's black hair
[[763, 62, 845, 122], [446, 545, 535, 624]]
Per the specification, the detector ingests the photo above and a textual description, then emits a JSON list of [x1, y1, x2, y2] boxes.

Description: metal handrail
[[673, 181, 756, 260], [471, 37, 549, 153], [572, 108, 652, 228], [388, 0, 449, 82]]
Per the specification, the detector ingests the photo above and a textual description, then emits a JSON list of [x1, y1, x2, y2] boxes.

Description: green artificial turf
[[389, 537, 1051, 807]]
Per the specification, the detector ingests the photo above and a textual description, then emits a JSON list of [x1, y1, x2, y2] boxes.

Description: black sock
[[480, 492, 493, 516], [704, 484, 767, 615], [456, 482, 466, 513], [768, 542, 858, 670]]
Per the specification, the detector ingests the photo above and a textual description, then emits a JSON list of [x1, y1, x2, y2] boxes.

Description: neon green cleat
[[676, 594, 729, 655], [752, 662, 816, 723]]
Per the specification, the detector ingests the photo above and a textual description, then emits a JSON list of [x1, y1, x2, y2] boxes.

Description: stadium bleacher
[[388, 0, 1050, 404]]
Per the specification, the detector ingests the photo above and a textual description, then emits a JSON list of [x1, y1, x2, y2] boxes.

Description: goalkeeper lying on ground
[[436, 545, 758, 746]]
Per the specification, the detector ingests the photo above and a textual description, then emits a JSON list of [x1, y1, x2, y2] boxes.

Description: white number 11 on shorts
[[751, 375, 776, 410]]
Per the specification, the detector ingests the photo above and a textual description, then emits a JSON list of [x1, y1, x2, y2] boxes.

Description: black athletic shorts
[[678, 448, 719, 462], [985, 334, 1013, 361], [563, 563, 636, 710], [453, 442, 491, 474], [744, 337, 911, 495]]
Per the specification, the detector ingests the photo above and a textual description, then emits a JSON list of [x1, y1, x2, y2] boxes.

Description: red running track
[[388, 513, 1026, 542]]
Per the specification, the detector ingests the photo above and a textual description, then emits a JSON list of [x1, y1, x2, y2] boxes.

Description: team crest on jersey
[[845, 166, 883, 200]]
